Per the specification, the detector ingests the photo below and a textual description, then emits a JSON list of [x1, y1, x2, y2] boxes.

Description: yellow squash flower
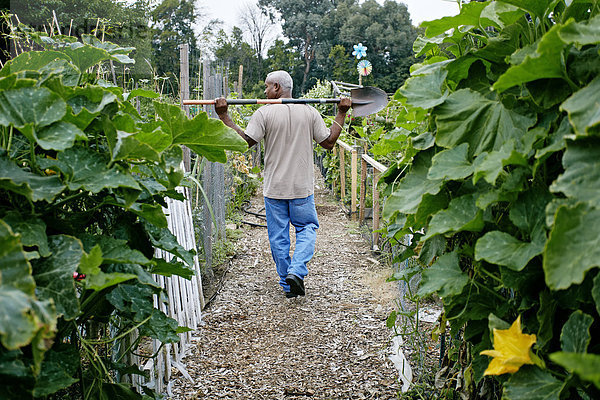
[[480, 315, 537, 376]]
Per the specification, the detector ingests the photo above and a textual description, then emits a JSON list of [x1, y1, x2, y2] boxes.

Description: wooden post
[[359, 154, 367, 223], [373, 169, 381, 250], [351, 147, 358, 219], [52, 10, 62, 35], [179, 44, 190, 115], [332, 147, 337, 195], [361, 154, 387, 250], [179, 44, 191, 173], [339, 145, 346, 201], [109, 60, 117, 86], [202, 60, 213, 268], [238, 64, 244, 97]]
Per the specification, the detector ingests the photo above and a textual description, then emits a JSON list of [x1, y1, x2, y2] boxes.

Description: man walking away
[[215, 70, 352, 298]]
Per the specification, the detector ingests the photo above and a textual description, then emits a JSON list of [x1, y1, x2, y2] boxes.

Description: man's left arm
[[319, 97, 352, 150]]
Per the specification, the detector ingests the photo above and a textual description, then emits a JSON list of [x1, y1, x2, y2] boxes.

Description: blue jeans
[[264, 195, 319, 292]]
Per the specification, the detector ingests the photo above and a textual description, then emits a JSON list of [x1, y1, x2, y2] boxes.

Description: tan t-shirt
[[245, 104, 329, 199]]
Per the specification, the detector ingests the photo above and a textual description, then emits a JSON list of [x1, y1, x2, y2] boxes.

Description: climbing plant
[[382, 0, 600, 398], [0, 30, 246, 398]]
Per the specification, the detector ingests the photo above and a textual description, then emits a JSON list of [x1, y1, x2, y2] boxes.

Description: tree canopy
[[9, 0, 153, 76], [256, 0, 418, 93], [151, 0, 199, 78], [8, 0, 420, 96]]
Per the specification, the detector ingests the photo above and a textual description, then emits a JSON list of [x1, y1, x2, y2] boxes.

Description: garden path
[[170, 170, 401, 399]]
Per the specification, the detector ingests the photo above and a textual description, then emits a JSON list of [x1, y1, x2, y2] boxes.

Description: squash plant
[[383, 1, 600, 398], [0, 31, 246, 399]]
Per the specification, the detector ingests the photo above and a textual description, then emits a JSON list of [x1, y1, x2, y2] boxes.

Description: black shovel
[[182, 86, 389, 117]]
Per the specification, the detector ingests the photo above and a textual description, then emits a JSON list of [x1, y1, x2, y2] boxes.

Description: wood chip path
[[170, 172, 401, 399]]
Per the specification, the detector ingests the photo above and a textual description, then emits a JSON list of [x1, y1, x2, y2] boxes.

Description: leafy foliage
[[0, 31, 246, 398], [380, 1, 600, 398], [259, 0, 418, 93]]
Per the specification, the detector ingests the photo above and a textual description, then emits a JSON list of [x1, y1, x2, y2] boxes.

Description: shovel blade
[[351, 86, 389, 117]]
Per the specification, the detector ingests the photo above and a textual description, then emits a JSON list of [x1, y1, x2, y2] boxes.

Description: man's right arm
[[215, 97, 257, 147], [318, 97, 352, 150]]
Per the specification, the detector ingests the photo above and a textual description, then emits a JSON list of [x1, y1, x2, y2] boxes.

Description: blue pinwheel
[[352, 43, 368, 59]]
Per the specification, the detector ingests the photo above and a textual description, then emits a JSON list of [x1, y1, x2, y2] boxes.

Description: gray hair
[[266, 70, 293, 91]]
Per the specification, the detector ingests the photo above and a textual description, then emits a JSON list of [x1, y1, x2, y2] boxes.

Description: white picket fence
[[124, 184, 205, 395]]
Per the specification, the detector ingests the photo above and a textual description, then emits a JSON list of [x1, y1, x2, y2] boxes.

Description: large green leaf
[[57, 147, 140, 193], [472, 141, 529, 185], [0, 348, 30, 379], [549, 352, 600, 389], [420, 1, 489, 37], [535, 118, 570, 161], [33, 121, 83, 151], [494, 24, 566, 93], [434, 89, 536, 157], [383, 151, 443, 217], [138, 309, 180, 343], [82, 235, 152, 266], [143, 221, 195, 267], [182, 112, 248, 162], [500, 0, 555, 19], [111, 127, 171, 163], [32, 344, 79, 397], [153, 102, 186, 140], [537, 290, 557, 349], [90, 383, 145, 400], [445, 287, 508, 331], [0, 288, 56, 351], [558, 13, 600, 46], [427, 143, 473, 181], [81, 34, 135, 62], [475, 231, 544, 271], [479, 1, 525, 28], [0, 221, 56, 352], [418, 251, 469, 298], [5, 51, 72, 74], [1, 220, 37, 294], [106, 284, 155, 322], [0, 157, 65, 203], [550, 138, 600, 207], [128, 202, 168, 228], [154, 102, 247, 163], [124, 89, 160, 101], [423, 194, 484, 240], [0, 87, 66, 128], [510, 187, 551, 237], [370, 128, 409, 156], [400, 67, 449, 109], [2, 212, 50, 258], [503, 366, 563, 400], [474, 21, 527, 64], [31, 235, 82, 320], [418, 235, 447, 267], [495, 15, 600, 93], [66, 86, 118, 115], [60, 42, 114, 73], [78, 245, 137, 291], [543, 203, 600, 290], [62, 86, 118, 130], [593, 273, 600, 317], [560, 76, 600, 136], [560, 311, 593, 353], [413, 191, 450, 229], [38, 59, 81, 87], [151, 259, 194, 280]]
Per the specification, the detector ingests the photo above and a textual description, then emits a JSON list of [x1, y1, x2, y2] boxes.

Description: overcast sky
[[200, 0, 460, 32]]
